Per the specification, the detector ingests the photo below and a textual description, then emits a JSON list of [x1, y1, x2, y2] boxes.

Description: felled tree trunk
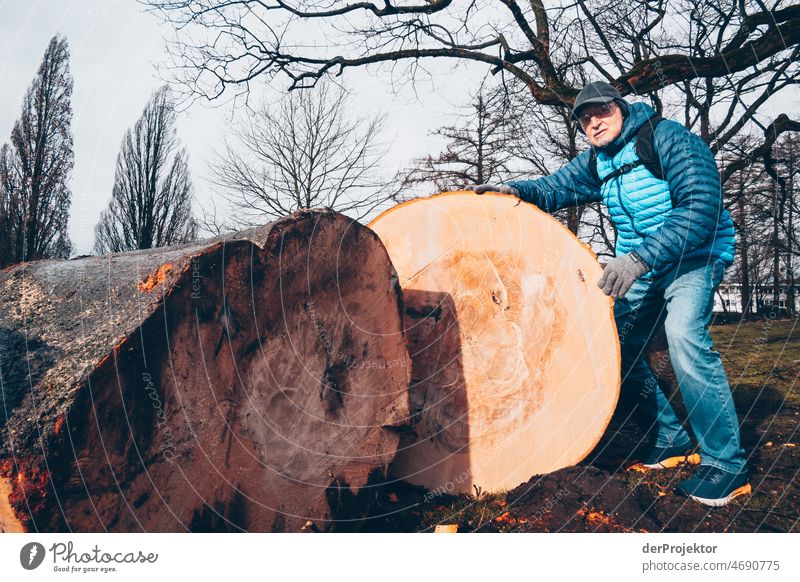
[[369, 192, 620, 494], [0, 210, 410, 532]]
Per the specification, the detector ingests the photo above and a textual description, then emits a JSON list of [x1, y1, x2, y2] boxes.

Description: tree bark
[[737, 190, 752, 316], [773, 183, 782, 308], [0, 209, 410, 532], [369, 192, 620, 494], [786, 155, 796, 316]]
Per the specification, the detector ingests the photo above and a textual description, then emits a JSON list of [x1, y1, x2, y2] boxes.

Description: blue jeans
[[614, 257, 747, 473]]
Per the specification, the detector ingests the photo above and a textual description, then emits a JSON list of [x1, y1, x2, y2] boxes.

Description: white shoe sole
[[640, 453, 701, 470], [687, 483, 752, 507]]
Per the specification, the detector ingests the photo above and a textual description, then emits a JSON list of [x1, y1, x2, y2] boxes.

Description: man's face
[[578, 101, 623, 147]]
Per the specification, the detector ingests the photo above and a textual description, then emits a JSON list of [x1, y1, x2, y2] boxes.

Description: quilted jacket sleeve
[[632, 120, 724, 272], [505, 149, 602, 212]]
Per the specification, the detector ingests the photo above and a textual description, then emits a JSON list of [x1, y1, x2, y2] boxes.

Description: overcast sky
[[1, 2, 797, 256], [0, 0, 480, 255]]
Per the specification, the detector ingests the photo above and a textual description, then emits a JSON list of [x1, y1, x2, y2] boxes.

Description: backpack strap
[[635, 115, 664, 181], [599, 160, 644, 184], [636, 114, 679, 209], [589, 148, 601, 185]]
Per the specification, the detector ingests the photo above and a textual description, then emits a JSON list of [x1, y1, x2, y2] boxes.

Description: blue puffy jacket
[[506, 102, 735, 277]]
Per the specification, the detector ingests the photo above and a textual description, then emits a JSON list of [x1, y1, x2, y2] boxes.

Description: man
[[472, 81, 750, 507]]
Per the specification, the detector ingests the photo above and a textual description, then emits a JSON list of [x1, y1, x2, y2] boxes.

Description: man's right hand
[[471, 184, 519, 196]]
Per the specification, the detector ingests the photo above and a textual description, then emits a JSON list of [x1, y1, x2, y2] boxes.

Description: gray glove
[[471, 183, 519, 196], [597, 252, 649, 298]]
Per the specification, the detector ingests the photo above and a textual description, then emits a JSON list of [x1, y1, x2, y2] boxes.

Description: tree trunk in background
[[567, 207, 579, 234], [0, 210, 410, 532], [787, 156, 796, 315], [773, 183, 783, 308], [737, 186, 752, 316], [369, 192, 620, 494]]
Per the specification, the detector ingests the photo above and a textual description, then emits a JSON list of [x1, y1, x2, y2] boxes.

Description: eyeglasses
[[578, 102, 617, 127]]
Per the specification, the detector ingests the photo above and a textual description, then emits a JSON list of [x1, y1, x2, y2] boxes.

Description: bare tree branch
[[720, 114, 800, 183], [146, 0, 799, 109]]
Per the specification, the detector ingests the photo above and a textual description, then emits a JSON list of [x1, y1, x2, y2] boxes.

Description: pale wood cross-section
[[369, 191, 621, 494]]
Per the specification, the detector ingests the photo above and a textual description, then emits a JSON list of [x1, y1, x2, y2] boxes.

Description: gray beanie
[[572, 81, 629, 131]]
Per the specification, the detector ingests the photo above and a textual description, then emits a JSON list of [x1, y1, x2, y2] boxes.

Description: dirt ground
[[332, 316, 799, 533]]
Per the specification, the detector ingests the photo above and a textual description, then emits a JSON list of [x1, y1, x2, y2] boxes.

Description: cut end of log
[[0, 477, 25, 533], [370, 192, 621, 494], [1, 209, 411, 531]]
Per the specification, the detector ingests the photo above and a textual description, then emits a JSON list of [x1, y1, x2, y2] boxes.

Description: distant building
[[714, 283, 799, 314]]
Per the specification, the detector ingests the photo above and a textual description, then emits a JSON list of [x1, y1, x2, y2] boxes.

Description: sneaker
[[629, 443, 701, 470], [676, 465, 752, 507]]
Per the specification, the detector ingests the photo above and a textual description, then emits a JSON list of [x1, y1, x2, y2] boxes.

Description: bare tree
[[767, 132, 800, 313], [146, 0, 799, 170], [0, 35, 73, 267], [722, 136, 771, 314], [720, 130, 800, 315], [0, 145, 22, 265], [94, 86, 197, 253], [394, 78, 518, 196], [208, 79, 391, 227]]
